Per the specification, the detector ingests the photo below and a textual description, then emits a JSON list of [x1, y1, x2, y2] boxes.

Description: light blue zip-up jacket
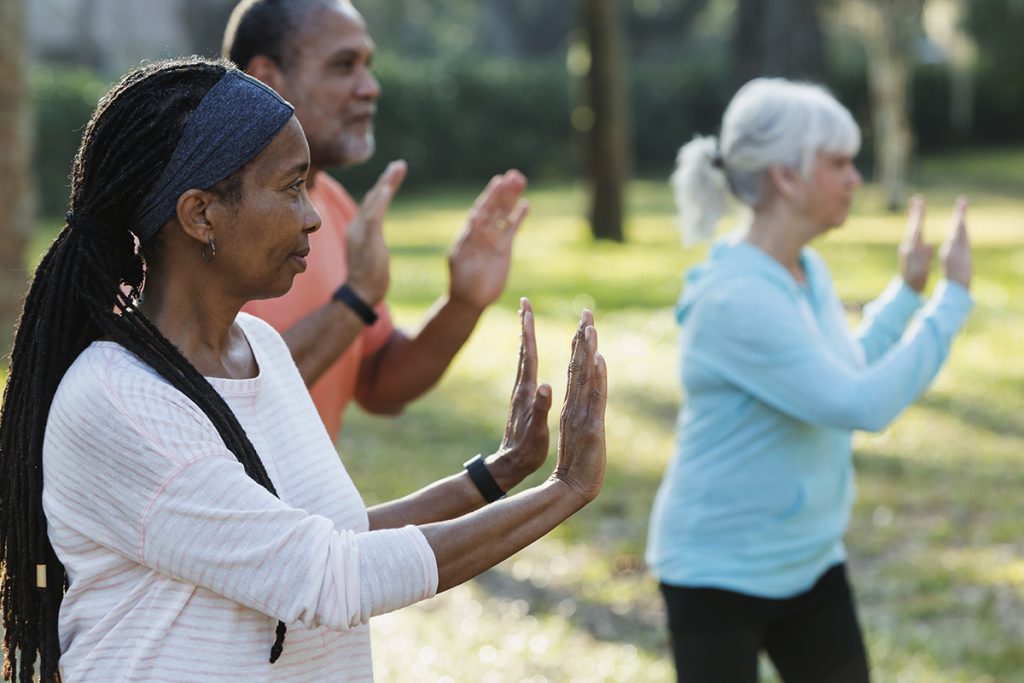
[[646, 238, 973, 598]]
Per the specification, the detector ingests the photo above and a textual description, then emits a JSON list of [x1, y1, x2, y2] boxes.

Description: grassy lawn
[[332, 150, 1024, 682], [17, 149, 1022, 681]]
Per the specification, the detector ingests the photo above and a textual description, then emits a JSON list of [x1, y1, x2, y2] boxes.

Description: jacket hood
[[676, 239, 807, 324]]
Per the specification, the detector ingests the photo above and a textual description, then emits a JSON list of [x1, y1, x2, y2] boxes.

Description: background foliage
[[30, 0, 1024, 217]]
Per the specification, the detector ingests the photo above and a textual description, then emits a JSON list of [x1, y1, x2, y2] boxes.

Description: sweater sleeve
[[687, 278, 973, 432], [44, 349, 438, 632], [854, 277, 924, 364], [141, 455, 437, 630]]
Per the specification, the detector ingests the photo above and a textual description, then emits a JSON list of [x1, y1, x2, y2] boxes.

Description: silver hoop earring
[[200, 236, 217, 263]]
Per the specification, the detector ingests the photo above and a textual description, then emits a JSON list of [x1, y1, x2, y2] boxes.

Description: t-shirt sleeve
[[687, 277, 972, 432], [43, 351, 437, 631]]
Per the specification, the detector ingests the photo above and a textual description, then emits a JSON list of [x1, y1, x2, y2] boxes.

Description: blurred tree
[[72, 0, 102, 69], [963, 0, 1024, 144], [0, 0, 30, 355], [626, 0, 712, 59], [923, 0, 975, 137], [182, 0, 239, 58], [580, 0, 630, 242], [733, 0, 827, 84], [837, 0, 925, 211], [475, 0, 573, 57]]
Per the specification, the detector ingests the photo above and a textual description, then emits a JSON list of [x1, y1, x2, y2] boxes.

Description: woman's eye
[[289, 179, 305, 192]]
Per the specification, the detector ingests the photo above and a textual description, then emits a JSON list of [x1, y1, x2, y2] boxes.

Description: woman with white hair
[[646, 78, 973, 682]]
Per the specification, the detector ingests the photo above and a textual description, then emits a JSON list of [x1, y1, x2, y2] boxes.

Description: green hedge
[[31, 55, 1024, 218], [337, 56, 576, 193], [32, 68, 110, 218]]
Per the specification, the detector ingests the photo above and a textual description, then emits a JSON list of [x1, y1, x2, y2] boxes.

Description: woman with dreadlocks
[[0, 57, 607, 682]]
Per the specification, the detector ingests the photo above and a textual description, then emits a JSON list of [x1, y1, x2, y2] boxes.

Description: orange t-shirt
[[243, 172, 394, 442]]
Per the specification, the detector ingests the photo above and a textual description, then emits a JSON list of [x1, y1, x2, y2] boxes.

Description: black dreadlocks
[[0, 56, 289, 682]]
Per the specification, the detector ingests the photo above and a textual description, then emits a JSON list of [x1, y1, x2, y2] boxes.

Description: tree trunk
[[838, 0, 923, 212], [867, 40, 913, 211], [0, 0, 31, 358], [924, 0, 975, 137], [582, 0, 629, 242], [733, 0, 826, 84]]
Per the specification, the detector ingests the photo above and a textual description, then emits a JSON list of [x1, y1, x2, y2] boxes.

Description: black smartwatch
[[463, 454, 505, 503], [332, 283, 378, 325]]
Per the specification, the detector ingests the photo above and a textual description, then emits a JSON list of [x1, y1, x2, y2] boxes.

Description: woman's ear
[[175, 189, 216, 245], [766, 164, 805, 202]]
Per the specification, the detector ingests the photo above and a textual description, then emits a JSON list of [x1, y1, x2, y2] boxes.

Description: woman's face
[[211, 116, 322, 301], [805, 151, 862, 231]]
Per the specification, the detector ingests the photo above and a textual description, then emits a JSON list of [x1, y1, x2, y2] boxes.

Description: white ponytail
[[671, 135, 728, 246]]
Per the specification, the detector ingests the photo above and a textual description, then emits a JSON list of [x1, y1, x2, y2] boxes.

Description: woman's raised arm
[[414, 304, 607, 593]]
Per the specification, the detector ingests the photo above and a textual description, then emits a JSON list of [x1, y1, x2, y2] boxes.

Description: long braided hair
[[0, 57, 290, 682]]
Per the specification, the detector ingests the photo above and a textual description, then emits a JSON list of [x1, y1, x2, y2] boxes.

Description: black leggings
[[660, 564, 871, 683]]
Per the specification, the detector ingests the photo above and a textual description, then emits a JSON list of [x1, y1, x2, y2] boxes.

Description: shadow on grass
[[839, 447, 1024, 680], [471, 567, 668, 652], [916, 392, 1024, 439]]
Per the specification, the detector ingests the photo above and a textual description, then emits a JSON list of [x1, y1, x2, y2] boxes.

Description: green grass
[[20, 148, 1023, 681], [331, 149, 1024, 682]]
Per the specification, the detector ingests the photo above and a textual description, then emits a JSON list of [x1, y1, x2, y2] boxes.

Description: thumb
[[381, 159, 408, 195], [361, 160, 407, 222], [946, 196, 968, 244], [904, 194, 925, 246], [532, 384, 552, 421]]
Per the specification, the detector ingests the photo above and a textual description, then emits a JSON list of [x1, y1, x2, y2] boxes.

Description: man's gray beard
[[340, 132, 375, 168]]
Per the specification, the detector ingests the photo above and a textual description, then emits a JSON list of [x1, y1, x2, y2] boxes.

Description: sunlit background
[[4, 1, 1024, 681]]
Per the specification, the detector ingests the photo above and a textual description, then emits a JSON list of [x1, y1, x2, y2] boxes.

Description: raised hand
[[346, 160, 407, 306], [487, 298, 552, 489], [552, 310, 607, 504], [898, 195, 935, 293], [447, 170, 529, 312], [940, 196, 972, 290]]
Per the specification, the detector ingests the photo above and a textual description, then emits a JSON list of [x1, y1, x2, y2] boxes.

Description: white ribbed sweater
[[42, 313, 438, 682]]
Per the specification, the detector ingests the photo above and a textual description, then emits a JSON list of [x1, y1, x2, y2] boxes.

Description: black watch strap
[[332, 283, 378, 325], [463, 454, 505, 503]]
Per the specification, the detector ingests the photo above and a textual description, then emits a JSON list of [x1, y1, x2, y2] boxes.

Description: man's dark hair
[[223, 0, 333, 70], [0, 57, 289, 681]]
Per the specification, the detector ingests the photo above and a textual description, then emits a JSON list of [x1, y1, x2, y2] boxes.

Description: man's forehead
[[299, 1, 369, 39], [291, 1, 374, 56]]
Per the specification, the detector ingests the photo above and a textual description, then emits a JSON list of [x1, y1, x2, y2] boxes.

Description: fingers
[[505, 198, 529, 233], [469, 170, 528, 233], [516, 298, 539, 389], [472, 174, 504, 212], [904, 194, 925, 246], [474, 169, 527, 211], [949, 195, 969, 246], [561, 310, 596, 426], [589, 350, 608, 424], [360, 160, 407, 224], [941, 196, 969, 251], [532, 383, 553, 422]]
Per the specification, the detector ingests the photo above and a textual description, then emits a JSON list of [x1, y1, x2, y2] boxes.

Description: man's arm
[[278, 162, 405, 387], [279, 298, 370, 385], [355, 170, 529, 414]]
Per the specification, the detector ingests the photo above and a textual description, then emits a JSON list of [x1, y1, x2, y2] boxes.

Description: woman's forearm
[[418, 478, 587, 593]]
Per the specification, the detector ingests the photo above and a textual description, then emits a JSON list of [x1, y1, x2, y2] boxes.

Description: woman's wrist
[[483, 449, 535, 493]]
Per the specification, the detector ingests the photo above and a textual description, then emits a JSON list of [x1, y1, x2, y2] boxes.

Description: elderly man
[[222, 0, 528, 444]]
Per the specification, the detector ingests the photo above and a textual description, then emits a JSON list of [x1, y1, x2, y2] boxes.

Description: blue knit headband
[[132, 70, 294, 243]]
